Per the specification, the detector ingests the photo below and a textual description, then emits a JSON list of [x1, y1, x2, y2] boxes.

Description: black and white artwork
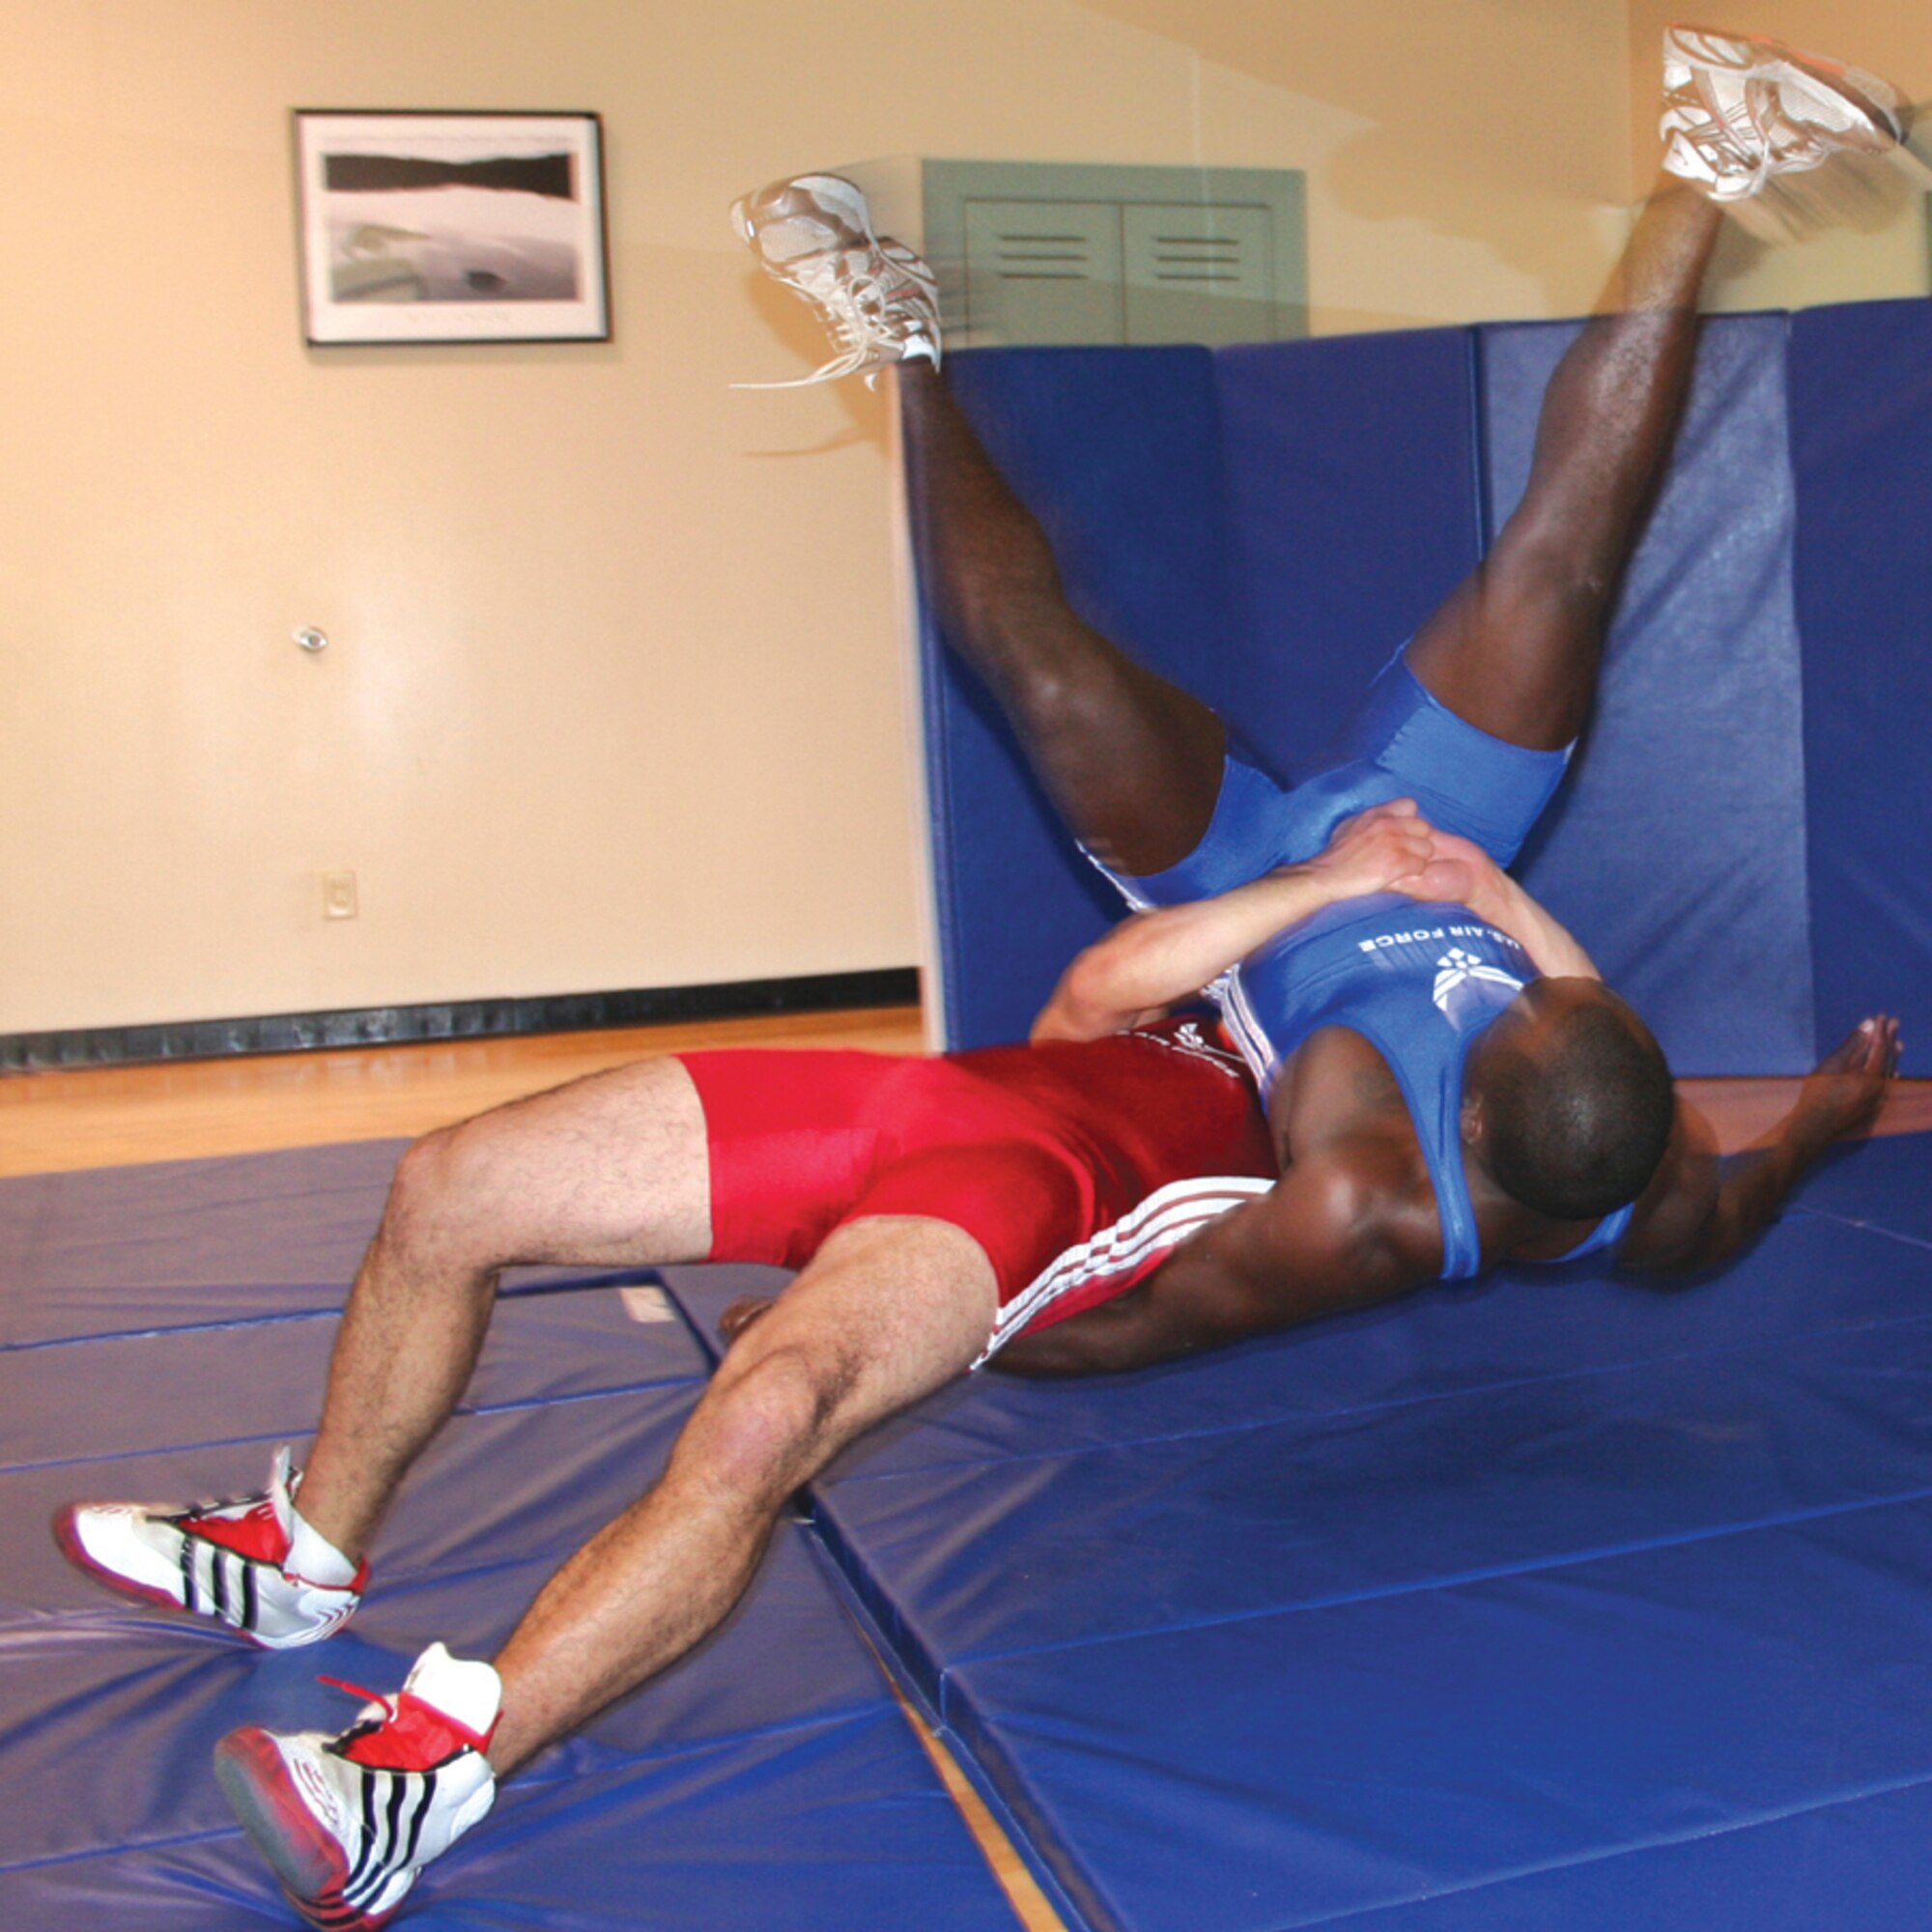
[[294, 112, 610, 344]]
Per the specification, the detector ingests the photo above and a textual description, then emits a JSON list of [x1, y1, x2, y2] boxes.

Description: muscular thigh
[[424, 1056, 712, 1269], [1404, 538, 1604, 753]]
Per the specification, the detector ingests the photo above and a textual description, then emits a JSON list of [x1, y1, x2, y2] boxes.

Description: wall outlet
[[322, 869, 358, 920]]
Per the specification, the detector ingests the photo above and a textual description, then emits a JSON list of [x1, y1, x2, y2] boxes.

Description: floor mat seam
[[824, 1298, 1932, 1492], [941, 1477, 1932, 1674], [1270, 1766, 1932, 1929]]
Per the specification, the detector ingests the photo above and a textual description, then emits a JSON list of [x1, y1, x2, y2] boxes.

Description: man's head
[[1465, 979, 1675, 1220]]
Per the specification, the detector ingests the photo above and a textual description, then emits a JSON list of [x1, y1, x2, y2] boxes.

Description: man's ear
[[1460, 1085, 1488, 1150]]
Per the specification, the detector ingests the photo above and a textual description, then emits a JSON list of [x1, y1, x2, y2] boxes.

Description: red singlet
[[679, 1017, 1277, 1366]]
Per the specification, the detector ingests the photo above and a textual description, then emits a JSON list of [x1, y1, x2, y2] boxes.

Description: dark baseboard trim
[[2, 969, 922, 1073]]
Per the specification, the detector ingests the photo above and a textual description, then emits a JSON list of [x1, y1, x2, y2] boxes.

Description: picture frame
[[293, 110, 611, 346]]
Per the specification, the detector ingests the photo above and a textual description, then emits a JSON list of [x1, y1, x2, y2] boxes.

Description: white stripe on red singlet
[[975, 1173, 1276, 1369], [1209, 968, 1277, 1094], [1078, 845, 1279, 1095]]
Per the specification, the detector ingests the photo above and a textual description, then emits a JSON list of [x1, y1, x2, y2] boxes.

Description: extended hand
[[1797, 1015, 1902, 1142]]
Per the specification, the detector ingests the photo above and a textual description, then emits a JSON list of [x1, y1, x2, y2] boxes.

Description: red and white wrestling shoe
[[215, 1643, 500, 1930], [1661, 25, 1916, 200], [731, 172, 941, 388], [53, 1446, 364, 1649]]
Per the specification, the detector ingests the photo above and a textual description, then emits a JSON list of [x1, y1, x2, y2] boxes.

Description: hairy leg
[[897, 362, 1227, 875], [485, 1214, 997, 1772], [295, 1058, 712, 1560], [1405, 180, 1727, 749]]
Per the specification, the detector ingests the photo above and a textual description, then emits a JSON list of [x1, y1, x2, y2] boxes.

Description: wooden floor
[[0, 1006, 927, 1178], [9, 1008, 1930, 1932]]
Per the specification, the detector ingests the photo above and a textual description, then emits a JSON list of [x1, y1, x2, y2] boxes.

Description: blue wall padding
[[924, 332, 1483, 1049], [1789, 298, 1932, 1043], [921, 303, 1932, 1071], [0, 1156, 1017, 1932], [923, 348, 1232, 1047], [1485, 316, 1816, 1073], [944, 349, 1235, 671], [1212, 329, 1482, 777]]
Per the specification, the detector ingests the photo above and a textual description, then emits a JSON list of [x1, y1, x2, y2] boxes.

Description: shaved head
[[1471, 980, 1675, 1220]]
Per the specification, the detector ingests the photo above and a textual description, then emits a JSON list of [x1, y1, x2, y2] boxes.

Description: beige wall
[[13, 0, 1901, 1037]]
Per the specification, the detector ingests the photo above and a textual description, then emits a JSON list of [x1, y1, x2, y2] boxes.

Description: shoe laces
[[1663, 85, 1823, 197], [319, 1675, 497, 1771], [740, 244, 936, 389], [179, 1490, 292, 1565], [1663, 39, 1895, 187]]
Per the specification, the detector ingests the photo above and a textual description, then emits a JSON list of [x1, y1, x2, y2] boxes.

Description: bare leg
[[1405, 180, 1727, 749], [486, 1215, 997, 1772], [898, 364, 1227, 875], [295, 1058, 712, 1560]]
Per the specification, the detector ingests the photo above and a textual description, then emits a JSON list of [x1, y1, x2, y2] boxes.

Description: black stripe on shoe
[[344, 1766, 386, 1905], [381, 1771, 411, 1882], [394, 1767, 437, 1874]]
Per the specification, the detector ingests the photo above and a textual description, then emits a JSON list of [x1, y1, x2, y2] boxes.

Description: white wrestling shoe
[[53, 1446, 364, 1649], [732, 172, 941, 388], [215, 1643, 500, 1931], [1661, 25, 1916, 202]]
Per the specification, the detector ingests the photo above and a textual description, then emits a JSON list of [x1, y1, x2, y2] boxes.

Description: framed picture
[[293, 110, 610, 345]]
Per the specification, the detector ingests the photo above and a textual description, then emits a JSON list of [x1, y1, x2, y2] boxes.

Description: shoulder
[[1240, 1140, 1427, 1295], [1616, 1098, 1721, 1267]]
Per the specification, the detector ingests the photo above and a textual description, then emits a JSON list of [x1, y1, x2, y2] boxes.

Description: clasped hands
[[1302, 798, 1499, 910]]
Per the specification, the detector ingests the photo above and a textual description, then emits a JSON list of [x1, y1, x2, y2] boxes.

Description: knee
[[999, 652, 1138, 753], [680, 1345, 855, 1509], [376, 1123, 508, 1275], [1492, 520, 1618, 618]]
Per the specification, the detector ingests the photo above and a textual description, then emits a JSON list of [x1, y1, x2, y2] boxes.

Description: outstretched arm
[[1619, 1016, 1901, 1275], [1032, 803, 1435, 1043]]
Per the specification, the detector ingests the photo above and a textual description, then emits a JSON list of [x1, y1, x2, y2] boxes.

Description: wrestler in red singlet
[[681, 1016, 1277, 1364]]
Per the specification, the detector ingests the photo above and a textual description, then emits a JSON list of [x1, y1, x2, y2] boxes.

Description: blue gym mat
[[668, 1143, 1932, 1931], [0, 1159, 1017, 1931], [0, 1140, 653, 1347]]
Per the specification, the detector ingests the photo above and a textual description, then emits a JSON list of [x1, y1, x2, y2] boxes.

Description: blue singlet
[[1106, 649, 1634, 1279]]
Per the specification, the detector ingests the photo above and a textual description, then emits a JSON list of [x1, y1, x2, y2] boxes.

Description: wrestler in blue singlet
[[1107, 645, 1635, 1280], [1219, 896, 1631, 1278]]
